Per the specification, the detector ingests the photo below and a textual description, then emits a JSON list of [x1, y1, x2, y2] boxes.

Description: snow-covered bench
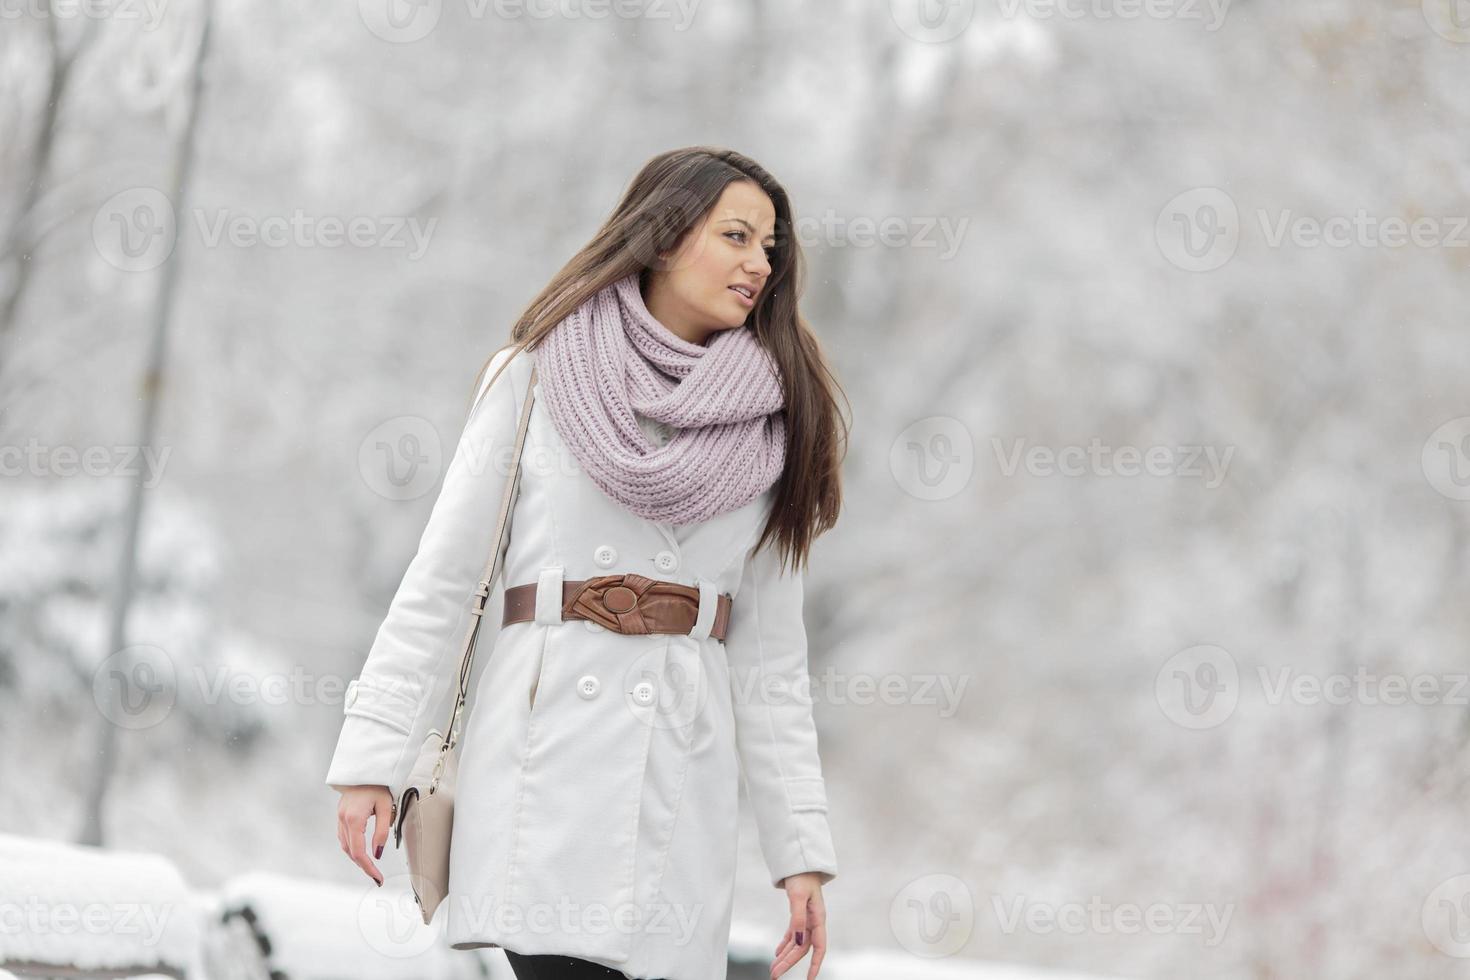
[[0, 833, 202, 979], [200, 871, 501, 980]]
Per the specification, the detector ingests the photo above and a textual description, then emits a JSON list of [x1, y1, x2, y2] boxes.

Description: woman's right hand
[[336, 784, 394, 886]]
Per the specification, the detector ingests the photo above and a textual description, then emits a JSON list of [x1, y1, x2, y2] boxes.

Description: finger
[[772, 933, 795, 971], [372, 794, 393, 856], [344, 812, 383, 885], [338, 808, 360, 860], [771, 912, 811, 978], [807, 919, 828, 979], [769, 940, 809, 979], [789, 896, 811, 949]]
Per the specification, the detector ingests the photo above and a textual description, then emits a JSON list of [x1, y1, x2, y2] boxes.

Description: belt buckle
[[564, 573, 657, 634]]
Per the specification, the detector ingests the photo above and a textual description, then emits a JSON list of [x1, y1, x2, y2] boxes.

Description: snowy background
[[3, 1, 1470, 978]]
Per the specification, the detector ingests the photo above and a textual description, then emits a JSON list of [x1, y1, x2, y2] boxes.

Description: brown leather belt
[[502, 573, 732, 641]]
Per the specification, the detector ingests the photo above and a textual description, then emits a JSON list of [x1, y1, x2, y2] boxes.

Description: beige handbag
[[392, 361, 537, 924]]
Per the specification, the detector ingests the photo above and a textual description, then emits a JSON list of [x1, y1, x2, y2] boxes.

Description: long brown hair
[[467, 146, 849, 574]]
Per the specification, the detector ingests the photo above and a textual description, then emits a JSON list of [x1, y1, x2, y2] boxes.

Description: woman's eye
[[729, 232, 776, 255], [728, 230, 775, 258]]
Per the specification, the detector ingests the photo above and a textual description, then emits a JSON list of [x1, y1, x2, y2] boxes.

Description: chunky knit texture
[[532, 272, 786, 525]]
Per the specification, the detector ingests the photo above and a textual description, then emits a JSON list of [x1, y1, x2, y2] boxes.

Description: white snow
[[0, 832, 200, 977], [209, 870, 489, 980], [824, 948, 1131, 979]]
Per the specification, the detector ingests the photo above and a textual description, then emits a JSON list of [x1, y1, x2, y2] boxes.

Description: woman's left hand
[[771, 872, 828, 979]]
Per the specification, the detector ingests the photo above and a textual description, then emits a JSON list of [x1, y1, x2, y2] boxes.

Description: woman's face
[[645, 180, 777, 345]]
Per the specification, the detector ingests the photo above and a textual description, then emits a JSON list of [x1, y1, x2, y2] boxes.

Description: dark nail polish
[[376, 878, 383, 887], [796, 931, 803, 945], [375, 844, 383, 859]]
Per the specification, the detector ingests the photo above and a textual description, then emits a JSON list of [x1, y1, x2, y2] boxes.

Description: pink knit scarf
[[531, 272, 786, 526]]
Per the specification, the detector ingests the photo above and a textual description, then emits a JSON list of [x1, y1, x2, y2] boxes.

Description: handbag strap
[[432, 358, 537, 779]]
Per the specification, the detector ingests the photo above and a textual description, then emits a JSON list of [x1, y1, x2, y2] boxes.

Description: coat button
[[654, 550, 678, 573], [577, 675, 600, 699], [344, 679, 359, 708], [594, 545, 618, 568], [631, 680, 655, 706]]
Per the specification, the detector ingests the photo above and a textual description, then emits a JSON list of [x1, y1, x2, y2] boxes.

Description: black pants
[[504, 949, 662, 980]]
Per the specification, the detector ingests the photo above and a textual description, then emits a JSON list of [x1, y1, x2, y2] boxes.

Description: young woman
[[327, 147, 848, 980]]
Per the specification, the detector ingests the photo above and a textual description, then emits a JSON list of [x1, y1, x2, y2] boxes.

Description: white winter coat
[[324, 345, 839, 980]]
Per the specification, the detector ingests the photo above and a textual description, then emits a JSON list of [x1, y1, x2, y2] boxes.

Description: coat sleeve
[[724, 530, 839, 889], [324, 347, 522, 800]]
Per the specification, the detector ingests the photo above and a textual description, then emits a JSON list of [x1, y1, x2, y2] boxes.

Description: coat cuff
[[323, 676, 423, 800], [759, 775, 839, 889]]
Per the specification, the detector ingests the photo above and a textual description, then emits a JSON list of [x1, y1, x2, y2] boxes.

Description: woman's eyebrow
[[721, 217, 776, 244]]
